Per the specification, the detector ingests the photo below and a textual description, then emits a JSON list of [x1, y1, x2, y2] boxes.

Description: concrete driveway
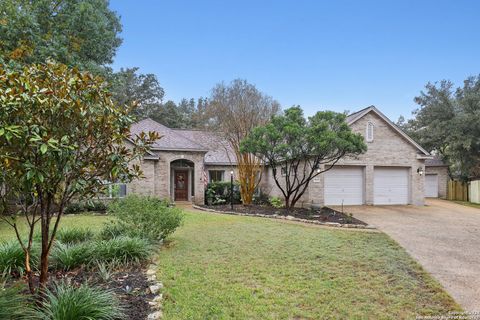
[[343, 199, 480, 312]]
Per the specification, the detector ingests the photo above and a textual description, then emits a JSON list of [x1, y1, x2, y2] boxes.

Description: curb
[[192, 205, 376, 230]]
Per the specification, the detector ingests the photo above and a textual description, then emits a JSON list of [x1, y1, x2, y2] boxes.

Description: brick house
[[123, 106, 447, 206]]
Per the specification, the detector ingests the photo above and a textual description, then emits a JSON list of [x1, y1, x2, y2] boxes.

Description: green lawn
[[0, 214, 110, 243], [157, 210, 459, 319]]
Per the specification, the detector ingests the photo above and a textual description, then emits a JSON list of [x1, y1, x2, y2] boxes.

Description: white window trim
[[366, 121, 374, 142]]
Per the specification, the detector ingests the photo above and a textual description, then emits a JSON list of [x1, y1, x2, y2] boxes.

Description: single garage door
[[324, 167, 364, 205], [425, 174, 439, 198], [374, 167, 409, 205]]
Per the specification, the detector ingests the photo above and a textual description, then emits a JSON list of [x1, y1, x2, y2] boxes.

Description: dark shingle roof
[[425, 156, 448, 167]]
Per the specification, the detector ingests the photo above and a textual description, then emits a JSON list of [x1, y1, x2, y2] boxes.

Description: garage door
[[425, 174, 438, 198], [374, 167, 409, 205], [324, 167, 364, 205]]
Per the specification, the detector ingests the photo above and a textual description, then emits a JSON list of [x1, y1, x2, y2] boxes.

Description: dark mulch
[[11, 264, 154, 320], [201, 204, 367, 225]]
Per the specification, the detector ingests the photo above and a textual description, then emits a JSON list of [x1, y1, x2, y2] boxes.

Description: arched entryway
[[170, 159, 195, 202]]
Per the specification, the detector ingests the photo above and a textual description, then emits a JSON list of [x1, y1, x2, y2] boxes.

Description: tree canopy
[[0, 60, 157, 292], [0, 0, 122, 73], [241, 106, 367, 208], [208, 79, 281, 204], [399, 76, 480, 180]]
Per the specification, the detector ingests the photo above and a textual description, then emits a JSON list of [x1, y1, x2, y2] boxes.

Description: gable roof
[[347, 106, 430, 156], [130, 118, 209, 151]]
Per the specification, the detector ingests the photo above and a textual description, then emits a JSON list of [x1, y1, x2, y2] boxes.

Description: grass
[[0, 214, 110, 243], [452, 200, 480, 209], [157, 210, 460, 319]]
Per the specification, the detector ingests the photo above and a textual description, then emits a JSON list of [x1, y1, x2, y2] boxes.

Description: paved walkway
[[340, 199, 480, 311]]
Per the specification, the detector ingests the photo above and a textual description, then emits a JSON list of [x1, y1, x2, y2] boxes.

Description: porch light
[[417, 167, 424, 176], [316, 168, 321, 174]]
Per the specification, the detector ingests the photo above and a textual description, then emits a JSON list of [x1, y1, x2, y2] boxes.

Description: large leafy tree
[[0, 61, 157, 293], [399, 77, 480, 179], [241, 106, 367, 209], [0, 0, 122, 73], [208, 79, 280, 204]]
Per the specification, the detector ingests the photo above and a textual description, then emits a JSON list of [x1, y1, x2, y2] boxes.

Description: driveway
[[342, 199, 480, 311]]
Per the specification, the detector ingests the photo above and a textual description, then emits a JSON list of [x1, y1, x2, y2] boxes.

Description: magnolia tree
[[0, 61, 158, 293], [241, 106, 367, 209]]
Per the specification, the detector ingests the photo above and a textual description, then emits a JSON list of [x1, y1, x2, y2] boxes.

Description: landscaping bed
[[200, 204, 367, 225]]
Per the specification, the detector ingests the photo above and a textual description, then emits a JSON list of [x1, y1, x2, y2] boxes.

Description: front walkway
[[342, 199, 480, 311]]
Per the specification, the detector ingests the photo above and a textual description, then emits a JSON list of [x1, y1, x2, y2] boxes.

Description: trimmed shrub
[[205, 181, 241, 205], [269, 196, 284, 208], [0, 284, 30, 320], [56, 228, 94, 244], [30, 282, 124, 320], [51, 242, 93, 271], [105, 195, 184, 241], [64, 202, 85, 215], [84, 201, 107, 213], [0, 241, 39, 275], [98, 222, 126, 240]]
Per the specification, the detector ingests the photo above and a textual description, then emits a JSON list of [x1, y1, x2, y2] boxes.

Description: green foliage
[[56, 228, 94, 245], [0, 0, 122, 73], [30, 282, 124, 320], [64, 202, 85, 215], [241, 106, 367, 208], [51, 237, 150, 270], [64, 201, 107, 214], [269, 196, 284, 208], [0, 284, 30, 320], [205, 181, 241, 205], [401, 77, 480, 180], [105, 195, 184, 241], [0, 241, 38, 275]]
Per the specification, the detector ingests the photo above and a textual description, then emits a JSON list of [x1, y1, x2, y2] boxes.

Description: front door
[[174, 170, 189, 201]]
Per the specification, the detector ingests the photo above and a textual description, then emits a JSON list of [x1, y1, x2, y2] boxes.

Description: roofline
[[347, 106, 430, 156], [205, 162, 238, 166], [124, 137, 158, 157], [150, 147, 209, 152]]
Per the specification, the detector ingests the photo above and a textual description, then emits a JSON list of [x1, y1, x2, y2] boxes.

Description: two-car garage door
[[324, 166, 410, 205]]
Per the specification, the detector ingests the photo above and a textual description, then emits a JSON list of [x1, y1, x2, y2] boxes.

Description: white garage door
[[425, 174, 439, 198], [324, 167, 364, 205], [374, 167, 409, 205]]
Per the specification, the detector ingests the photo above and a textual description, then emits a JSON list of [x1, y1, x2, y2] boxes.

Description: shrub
[[269, 196, 284, 208], [56, 228, 94, 245], [93, 237, 150, 264], [253, 190, 270, 205], [0, 285, 30, 320], [51, 242, 93, 271], [98, 222, 126, 240], [31, 282, 124, 320], [64, 202, 85, 215], [106, 195, 184, 241], [84, 201, 107, 213], [205, 181, 241, 205], [0, 241, 39, 275]]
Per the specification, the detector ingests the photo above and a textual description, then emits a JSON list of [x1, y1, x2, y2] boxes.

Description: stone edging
[[146, 251, 164, 319], [192, 205, 376, 230]]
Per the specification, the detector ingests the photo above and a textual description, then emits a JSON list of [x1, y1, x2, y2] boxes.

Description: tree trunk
[[39, 239, 49, 289], [24, 252, 35, 294]]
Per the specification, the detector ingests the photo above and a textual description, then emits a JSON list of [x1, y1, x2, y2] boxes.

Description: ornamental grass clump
[[0, 285, 30, 320], [50, 242, 93, 271], [105, 195, 184, 242], [56, 228, 94, 245], [30, 282, 124, 320], [93, 237, 150, 264], [0, 241, 39, 275]]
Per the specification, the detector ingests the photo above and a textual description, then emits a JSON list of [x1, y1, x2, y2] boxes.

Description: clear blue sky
[[110, 0, 480, 121]]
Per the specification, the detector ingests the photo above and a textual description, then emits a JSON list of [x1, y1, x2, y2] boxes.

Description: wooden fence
[[447, 180, 468, 201]]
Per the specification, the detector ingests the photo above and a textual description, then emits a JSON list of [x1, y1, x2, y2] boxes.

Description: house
[[124, 106, 448, 206]]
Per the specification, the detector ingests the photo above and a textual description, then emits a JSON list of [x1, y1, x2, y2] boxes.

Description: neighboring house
[[124, 106, 448, 206]]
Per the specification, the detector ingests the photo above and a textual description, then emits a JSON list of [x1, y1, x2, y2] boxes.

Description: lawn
[[157, 210, 460, 319], [0, 214, 110, 243]]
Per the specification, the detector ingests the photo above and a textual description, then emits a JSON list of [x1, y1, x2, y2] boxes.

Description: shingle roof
[[130, 118, 236, 164], [425, 156, 448, 167], [130, 119, 209, 151]]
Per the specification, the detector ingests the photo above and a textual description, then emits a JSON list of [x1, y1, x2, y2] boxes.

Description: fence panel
[[447, 180, 468, 201]]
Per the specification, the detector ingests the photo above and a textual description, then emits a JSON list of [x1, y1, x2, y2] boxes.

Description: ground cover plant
[[157, 209, 460, 319]]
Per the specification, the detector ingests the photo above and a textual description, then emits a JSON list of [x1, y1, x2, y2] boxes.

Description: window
[[366, 121, 374, 142], [104, 183, 127, 198], [209, 170, 224, 182]]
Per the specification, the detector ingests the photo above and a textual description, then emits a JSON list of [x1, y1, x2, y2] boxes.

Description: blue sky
[[110, 0, 480, 121]]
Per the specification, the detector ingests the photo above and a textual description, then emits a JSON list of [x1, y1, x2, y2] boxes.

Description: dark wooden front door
[[174, 170, 188, 201]]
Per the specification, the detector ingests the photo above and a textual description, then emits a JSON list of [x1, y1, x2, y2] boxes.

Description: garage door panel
[[425, 174, 438, 198], [325, 167, 364, 205], [374, 168, 409, 205]]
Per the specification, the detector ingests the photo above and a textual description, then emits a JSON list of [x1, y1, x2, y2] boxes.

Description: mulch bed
[[201, 204, 367, 225], [11, 264, 153, 320]]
